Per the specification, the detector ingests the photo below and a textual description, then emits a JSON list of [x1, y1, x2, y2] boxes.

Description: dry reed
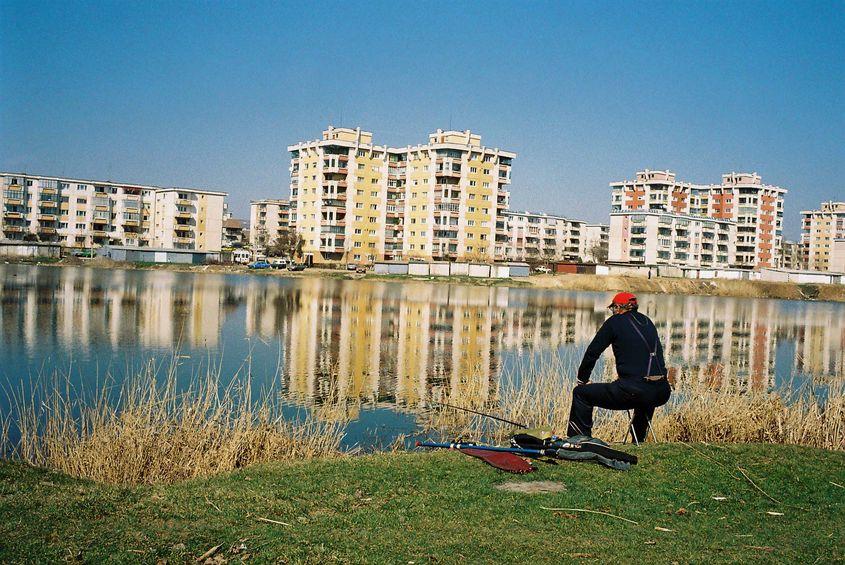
[[2, 362, 343, 485], [422, 351, 845, 451]]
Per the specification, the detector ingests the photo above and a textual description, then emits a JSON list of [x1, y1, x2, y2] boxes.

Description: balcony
[[37, 226, 57, 234], [92, 230, 109, 238], [40, 187, 58, 195], [3, 211, 23, 219], [123, 220, 140, 227], [174, 236, 194, 244], [2, 226, 23, 233], [176, 199, 194, 206], [37, 214, 57, 221], [38, 200, 58, 208], [175, 211, 193, 219], [435, 168, 461, 178], [323, 198, 346, 208], [174, 224, 193, 232]]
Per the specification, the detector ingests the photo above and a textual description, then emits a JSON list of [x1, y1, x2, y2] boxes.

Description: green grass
[[1, 444, 842, 563]]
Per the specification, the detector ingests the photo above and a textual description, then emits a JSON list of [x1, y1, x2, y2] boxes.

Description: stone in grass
[[495, 481, 567, 494]]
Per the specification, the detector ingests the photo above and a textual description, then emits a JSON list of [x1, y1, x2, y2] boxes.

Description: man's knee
[[572, 383, 589, 401]]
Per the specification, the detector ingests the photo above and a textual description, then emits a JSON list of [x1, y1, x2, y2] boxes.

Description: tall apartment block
[[249, 199, 291, 249], [800, 201, 845, 271], [501, 211, 599, 262], [1, 173, 226, 251], [286, 126, 515, 264], [610, 170, 786, 269]]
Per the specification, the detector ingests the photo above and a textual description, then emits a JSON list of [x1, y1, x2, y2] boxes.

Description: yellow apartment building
[[801, 201, 845, 271], [286, 126, 515, 265]]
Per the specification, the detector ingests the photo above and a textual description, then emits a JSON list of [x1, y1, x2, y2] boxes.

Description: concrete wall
[[449, 262, 469, 276], [387, 263, 408, 275], [430, 262, 450, 277], [468, 263, 490, 278], [408, 262, 430, 276], [0, 242, 62, 258]]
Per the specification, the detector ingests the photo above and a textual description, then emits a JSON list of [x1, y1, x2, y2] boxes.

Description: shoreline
[[4, 256, 845, 302]]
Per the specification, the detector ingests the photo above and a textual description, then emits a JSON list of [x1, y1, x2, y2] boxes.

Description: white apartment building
[[801, 201, 845, 271], [249, 199, 291, 249], [287, 126, 515, 265], [608, 211, 736, 268], [501, 211, 588, 262], [611, 170, 786, 269], [1, 173, 226, 251]]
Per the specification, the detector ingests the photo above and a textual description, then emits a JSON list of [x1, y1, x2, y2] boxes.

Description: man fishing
[[567, 292, 671, 443]]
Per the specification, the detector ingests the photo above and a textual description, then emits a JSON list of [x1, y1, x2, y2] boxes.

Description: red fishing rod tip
[[414, 441, 421, 447]]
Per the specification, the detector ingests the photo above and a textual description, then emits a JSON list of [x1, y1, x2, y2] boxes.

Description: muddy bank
[[4, 256, 844, 302]]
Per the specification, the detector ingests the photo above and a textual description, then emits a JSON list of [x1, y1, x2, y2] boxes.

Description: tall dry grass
[[422, 351, 845, 451], [2, 362, 343, 485]]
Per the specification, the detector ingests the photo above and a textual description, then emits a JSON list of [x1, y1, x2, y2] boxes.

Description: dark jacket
[[577, 310, 667, 383]]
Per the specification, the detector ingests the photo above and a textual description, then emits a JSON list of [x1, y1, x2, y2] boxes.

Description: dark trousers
[[567, 378, 671, 441]]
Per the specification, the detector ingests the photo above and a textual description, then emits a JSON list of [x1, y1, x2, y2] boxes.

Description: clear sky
[[1, 1, 842, 239]]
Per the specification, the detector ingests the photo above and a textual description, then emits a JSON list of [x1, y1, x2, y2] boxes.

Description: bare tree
[[588, 241, 608, 264], [269, 231, 304, 260]]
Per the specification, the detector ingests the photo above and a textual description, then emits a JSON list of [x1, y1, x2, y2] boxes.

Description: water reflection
[[1, 265, 843, 413]]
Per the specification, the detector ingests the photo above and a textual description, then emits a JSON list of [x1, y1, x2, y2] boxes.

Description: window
[[354, 242, 362, 248], [370, 191, 378, 197], [355, 215, 363, 221], [482, 182, 490, 188], [354, 254, 361, 260], [469, 180, 477, 187], [369, 217, 377, 223], [76, 211, 85, 217], [354, 228, 362, 234], [77, 198, 87, 204], [468, 207, 476, 212], [467, 220, 475, 227], [369, 204, 378, 210], [356, 203, 363, 209], [470, 167, 477, 173], [358, 164, 365, 170], [75, 223, 85, 229]]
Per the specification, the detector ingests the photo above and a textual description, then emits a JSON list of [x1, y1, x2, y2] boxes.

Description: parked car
[[346, 263, 358, 271], [288, 263, 306, 271], [248, 261, 272, 269], [269, 258, 288, 269], [534, 266, 552, 274]]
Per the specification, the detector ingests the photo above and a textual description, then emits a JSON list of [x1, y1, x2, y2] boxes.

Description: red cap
[[609, 292, 637, 307]]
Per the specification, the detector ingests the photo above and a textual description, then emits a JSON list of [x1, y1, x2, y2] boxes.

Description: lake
[[1, 264, 842, 448]]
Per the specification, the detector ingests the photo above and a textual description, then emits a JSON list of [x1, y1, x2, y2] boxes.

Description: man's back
[[577, 311, 666, 381]]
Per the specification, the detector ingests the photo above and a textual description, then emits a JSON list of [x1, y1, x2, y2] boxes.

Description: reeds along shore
[[2, 363, 343, 485], [422, 352, 845, 451], [1, 352, 842, 486]]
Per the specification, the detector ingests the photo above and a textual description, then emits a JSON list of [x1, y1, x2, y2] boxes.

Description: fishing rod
[[427, 400, 527, 428]]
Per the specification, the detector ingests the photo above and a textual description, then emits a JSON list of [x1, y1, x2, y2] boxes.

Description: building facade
[[800, 201, 845, 271], [582, 224, 610, 263], [1, 173, 226, 251], [286, 126, 515, 265], [608, 211, 736, 268], [500, 211, 589, 262], [249, 199, 291, 250], [610, 170, 786, 269]]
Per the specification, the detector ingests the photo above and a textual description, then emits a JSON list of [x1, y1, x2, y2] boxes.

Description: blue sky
[[1, 1, 842, 239]]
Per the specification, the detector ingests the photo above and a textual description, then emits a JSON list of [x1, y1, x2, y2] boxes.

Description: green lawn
[[1, 444, 842, 563]]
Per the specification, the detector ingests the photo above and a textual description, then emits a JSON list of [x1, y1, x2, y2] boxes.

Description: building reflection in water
[[1, 265, 843, 412]]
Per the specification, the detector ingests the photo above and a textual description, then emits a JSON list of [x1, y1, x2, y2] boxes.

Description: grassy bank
[[1, 444, 843, 563], [6, 256, 845, 301]]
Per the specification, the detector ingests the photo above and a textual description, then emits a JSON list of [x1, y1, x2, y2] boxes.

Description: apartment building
[[0, 173, 226, 252], [800, 201, 845, 271], [286, 126, 515, 265], [249, 198, 290, 249], [583, 224, 610, 263], [608, 211, 736, 268], [610, 170, 786, 269], [500, 211, 586, 262], [779, 240, 802, 270]]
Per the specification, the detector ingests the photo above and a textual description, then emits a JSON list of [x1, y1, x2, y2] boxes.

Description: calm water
[[1, 264, 843, 447]]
